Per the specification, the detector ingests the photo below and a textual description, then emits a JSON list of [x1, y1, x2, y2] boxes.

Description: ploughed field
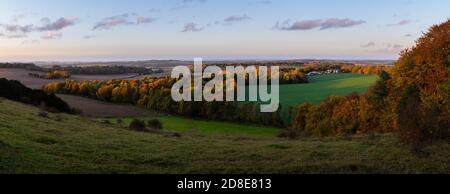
[[1, 99, 449, 174], [0, 68, 144, 89]]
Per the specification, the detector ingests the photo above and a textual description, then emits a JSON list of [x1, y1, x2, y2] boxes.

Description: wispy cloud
[[93, 14, 156, 30], [137, 16, 156, 24], [224, 15, 251, 23], [247, 0, 272, 6], [149, 8, 161, 13], [83, 35, 96, 39], [41, 32, 63, 40], [6, 34, 27, 39], [1, 24, 35, 34], [171, 0, 207, 11], [361, 42, 376, 48], [320, 18, 365, 30], [387, 20, 412, 26], [259, 0, 272, 4], [37, 17, 77, 31], [183, 0, 207, 3], [214, 15, 251, 26], [390, 44, 403, 49], [365, 43, 405, 54], [274, 18, 365, 31], [0, 17, 76, 39], [21, 39, 40, 44], [273, 19, 322, 30], [93, 14, 135, 30], [181, 22, 203, 32]]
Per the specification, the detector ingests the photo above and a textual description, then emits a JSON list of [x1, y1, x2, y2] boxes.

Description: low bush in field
[[147, 119, 163, 130], [129, 119, 147, 132], [116, 118, 124, 126]]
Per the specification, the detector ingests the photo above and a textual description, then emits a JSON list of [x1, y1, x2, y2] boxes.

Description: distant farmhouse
[[307, 69, 341, 76]]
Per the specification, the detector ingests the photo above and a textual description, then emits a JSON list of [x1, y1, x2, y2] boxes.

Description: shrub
[[129, 119, 147, 132], [278, 129, 301, 140], [147, 119, 163, 130], [116, 118, 124, 126], [38, 111, 49, 118], [102, 120, 111, 125]]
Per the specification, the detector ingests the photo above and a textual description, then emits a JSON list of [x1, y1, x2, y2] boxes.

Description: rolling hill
[[1, 99, 448, 173]]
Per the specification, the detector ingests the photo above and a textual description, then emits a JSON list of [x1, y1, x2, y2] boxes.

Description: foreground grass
[[1, 99, 449, 173], [101, 116, 281, 137], [280, 73, 378, 106]]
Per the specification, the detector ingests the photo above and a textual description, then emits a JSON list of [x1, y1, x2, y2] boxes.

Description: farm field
[[0, 68, 145, 89], [56, 94, 281, 137], [57, 94, 155, 118], [1, 99, 448, 174], [279, 73, 378, 106]]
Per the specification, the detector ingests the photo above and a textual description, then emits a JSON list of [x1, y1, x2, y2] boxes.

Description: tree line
[[0, 63, 42, 71], [0, 78, 73, 113], [51, 65, 162, 75], [43, 77, 285, 127], [29, 70, 71, 79]]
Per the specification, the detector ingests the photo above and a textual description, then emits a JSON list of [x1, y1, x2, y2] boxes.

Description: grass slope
[[102, 116, 281, 137], [0, 99, 449, 173], [280, 73, 378, 106]]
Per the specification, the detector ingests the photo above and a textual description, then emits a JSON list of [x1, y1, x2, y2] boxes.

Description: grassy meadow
[[280, 73, 378, 106], [1, 99, 449, 173], [101, 116, 281, 137]]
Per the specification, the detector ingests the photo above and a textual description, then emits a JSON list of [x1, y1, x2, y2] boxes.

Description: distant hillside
[[0, 63, 42, 71], [1, 63, 162, 75]]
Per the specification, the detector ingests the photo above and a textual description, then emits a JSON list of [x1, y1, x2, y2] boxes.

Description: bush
[[116, 118, 124, 126], [38, 111, 49, 118], [147, 119, 163, 130], [129, 119, 147, 132], [102, 120, 111, 125], [278, 129, 301, 140]]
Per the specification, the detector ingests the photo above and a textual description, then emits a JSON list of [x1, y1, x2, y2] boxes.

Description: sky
[[0, 0, 448, 61]]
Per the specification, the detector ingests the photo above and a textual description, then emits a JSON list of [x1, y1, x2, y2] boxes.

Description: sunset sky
[[0, 0, 448, 61]]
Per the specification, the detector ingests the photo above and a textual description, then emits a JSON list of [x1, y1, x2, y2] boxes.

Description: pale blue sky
[[0, 0, 448, 61]]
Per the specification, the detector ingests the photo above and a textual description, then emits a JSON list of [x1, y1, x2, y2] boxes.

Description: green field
[[1, 99, 449, 173], [280, 73, 378, 106], [102, 116, 281, 137]]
